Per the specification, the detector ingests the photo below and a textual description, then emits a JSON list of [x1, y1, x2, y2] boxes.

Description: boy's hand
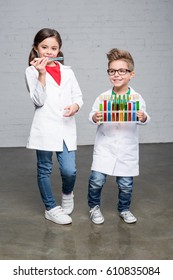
[[92, 112, 102, 123], [137, 110, 147, 123]]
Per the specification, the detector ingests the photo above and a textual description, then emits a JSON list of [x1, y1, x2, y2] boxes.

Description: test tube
[[132, 101, 136, 121], [112, 95, 116, 121], [119, 95, 123, 121], [136, 100, 140, 110], [116, 95, 119, 121], [124, 103, 127, 121], [128, 102, 131, 121], [99, 96, 103, 122], [103, 96, 107, 122], [108, 97, 111, 121], [136, 100, 140, 121], [99, 96, 103, 111]]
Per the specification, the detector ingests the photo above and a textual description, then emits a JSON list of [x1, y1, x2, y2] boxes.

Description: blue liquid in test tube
[[108, 99, 111, 121], [132, 101, 136, 121]]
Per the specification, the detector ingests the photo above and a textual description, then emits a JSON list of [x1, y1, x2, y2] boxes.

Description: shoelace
[[90, 206, 101, 218]]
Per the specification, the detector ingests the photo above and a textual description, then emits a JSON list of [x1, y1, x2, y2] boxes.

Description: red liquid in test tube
[[104, 99, 107, 121], [128, 102, 131, 121]]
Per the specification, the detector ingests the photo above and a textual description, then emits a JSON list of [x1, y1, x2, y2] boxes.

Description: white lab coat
[[25, 63, 83, 151], [89, 87, 150, 176]]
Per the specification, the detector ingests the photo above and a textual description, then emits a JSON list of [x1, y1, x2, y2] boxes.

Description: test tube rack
[[99, 94, 140, 123]]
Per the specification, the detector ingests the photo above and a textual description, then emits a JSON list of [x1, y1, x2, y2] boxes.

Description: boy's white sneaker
[[45, 206, 72, 225], [90, 205, 104, 224], [62, 192, 74, 215], [120, 210, 137, 223]]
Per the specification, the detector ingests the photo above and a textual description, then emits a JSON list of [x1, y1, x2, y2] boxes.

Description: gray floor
[[0, 143, 173, 260]]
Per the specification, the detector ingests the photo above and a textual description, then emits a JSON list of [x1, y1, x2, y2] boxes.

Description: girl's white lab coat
[[25, 63, 83, 152], [89, 87, 150, 177]]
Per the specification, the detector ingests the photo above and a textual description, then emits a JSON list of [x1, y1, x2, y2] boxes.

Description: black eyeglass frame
[[107, 68, 132, 76]]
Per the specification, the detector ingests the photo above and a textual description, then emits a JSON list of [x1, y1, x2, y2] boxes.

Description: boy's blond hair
[[107, 48, 134, 71]]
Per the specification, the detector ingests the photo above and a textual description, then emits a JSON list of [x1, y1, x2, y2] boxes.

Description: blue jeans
[[88, 171, 133, 212], [36, 142, 76, 210]]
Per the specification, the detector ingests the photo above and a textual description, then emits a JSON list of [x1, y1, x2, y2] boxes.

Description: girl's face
[[35, 37, 60, 64], [108, 60, 134, 93]]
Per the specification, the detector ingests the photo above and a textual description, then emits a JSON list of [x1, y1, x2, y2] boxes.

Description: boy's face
[[108, 60, 134, 92]]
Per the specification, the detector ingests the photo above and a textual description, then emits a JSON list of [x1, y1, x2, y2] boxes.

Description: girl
[[25, 28, 83, 225]]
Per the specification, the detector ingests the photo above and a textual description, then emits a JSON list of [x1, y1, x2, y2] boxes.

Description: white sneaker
[[120, 210, 137, 224], [62, 192, 74, 215], [90, 205, 104, 224], [45, 206, 72, 225]]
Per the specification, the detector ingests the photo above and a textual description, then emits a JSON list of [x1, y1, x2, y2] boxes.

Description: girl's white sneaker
[[45, 206, 72, 224], [62, 192, 74, 215]]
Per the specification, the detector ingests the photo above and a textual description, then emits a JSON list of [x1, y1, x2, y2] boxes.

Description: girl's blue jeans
[[36, 142, 76, 210], [88, 171, 133, 212]]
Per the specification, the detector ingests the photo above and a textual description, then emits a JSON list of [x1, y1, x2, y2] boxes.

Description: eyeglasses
[[107, 68, 131, 76]]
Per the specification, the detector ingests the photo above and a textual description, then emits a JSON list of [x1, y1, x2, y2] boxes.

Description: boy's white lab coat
[[25, 63, 83, 151], [89, 87, 150, 176]]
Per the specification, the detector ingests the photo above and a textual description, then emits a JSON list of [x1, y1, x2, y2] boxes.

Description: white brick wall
[[0, 0, 173, 147]]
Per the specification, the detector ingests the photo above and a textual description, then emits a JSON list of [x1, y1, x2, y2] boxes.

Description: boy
[[88, 48, 150, 224]]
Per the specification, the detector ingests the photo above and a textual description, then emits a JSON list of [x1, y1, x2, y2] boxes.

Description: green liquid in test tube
[[99, 97, 103, 122], [136, 101, 140, 111], [136, 100, 140, 121], [124, 103, 127, 121]]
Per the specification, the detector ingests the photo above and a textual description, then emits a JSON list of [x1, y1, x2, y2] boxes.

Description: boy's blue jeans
[[36, 142, 76, 210], [88, 171, 133, 212]]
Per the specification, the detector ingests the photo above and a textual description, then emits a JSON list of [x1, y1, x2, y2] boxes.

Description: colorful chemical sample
[[99, 93, 140, 123], [103, 96, 107, 121], [112, 96, 116, 121], [124, 102, 127, 121], [99, 97, 103, 122], [108, 100, 111, 121], [128, 102, 132, 121], [132, 101, 136, 121]]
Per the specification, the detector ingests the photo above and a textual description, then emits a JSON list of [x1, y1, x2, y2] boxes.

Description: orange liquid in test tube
[[112, 100, 115, 121], [120, 102, 123, 121]]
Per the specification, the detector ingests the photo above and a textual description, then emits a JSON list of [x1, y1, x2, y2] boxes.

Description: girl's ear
[[33, 47, 39, 57]]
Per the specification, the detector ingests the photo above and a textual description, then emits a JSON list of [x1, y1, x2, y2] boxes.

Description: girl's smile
[[35, 37, 60, 66]]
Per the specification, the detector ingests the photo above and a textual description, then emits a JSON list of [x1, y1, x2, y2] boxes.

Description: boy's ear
[[130, 71, 135, 79]]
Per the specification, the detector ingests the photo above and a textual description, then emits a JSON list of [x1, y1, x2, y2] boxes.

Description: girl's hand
[[30, 57, 49, 86], [136, 110, 147, 123], [63, 103, 79, 117], [92, 112, 102, 123], [30, 57, 49, 74]]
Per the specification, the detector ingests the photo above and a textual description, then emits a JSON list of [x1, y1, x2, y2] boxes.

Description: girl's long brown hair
[[28, 28, 64, 65]]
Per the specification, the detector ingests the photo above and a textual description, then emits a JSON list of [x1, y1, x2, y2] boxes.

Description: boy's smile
[[108, 60, 135, 94]]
